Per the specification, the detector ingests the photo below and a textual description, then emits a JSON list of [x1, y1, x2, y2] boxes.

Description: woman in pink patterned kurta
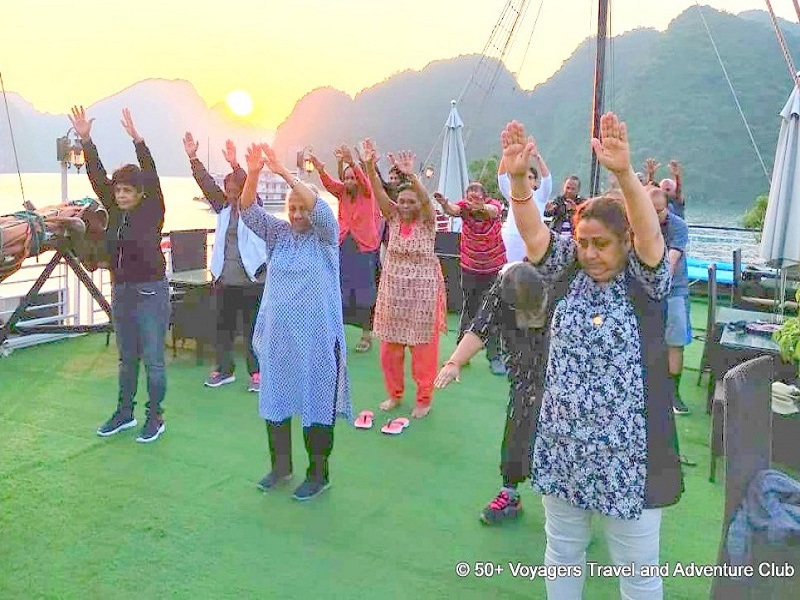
[[362, 140, 446, 419]]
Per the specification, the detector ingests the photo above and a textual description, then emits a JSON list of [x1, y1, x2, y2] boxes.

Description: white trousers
[[542, 495, 663, 600]]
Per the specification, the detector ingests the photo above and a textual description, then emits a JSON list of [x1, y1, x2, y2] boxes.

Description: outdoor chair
[[697, 263, 719, 391], [711, 355, 800, 599]]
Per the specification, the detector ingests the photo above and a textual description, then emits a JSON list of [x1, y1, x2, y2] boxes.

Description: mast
[[589, 0, 610, 197]]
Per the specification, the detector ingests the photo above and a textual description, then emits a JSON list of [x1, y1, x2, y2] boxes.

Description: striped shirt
[[456, 199, 506, 275]]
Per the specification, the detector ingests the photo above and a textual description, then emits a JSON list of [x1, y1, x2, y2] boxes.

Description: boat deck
[[0, 302, 752, 599]]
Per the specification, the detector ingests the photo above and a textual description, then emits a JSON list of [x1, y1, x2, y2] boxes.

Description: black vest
[[550, 268, 684, 509]]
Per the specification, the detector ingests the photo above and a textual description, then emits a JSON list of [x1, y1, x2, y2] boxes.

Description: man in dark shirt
[[544, 175, 585, 236], [70, 106, 169, 443]]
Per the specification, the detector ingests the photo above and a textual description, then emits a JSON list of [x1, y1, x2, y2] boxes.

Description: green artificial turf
[[0, 308, 723, 599]]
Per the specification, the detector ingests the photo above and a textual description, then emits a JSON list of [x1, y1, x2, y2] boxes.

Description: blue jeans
[[112, 279, 170, 416]]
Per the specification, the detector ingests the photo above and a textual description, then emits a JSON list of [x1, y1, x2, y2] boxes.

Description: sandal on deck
[[354, 410, 374, 429], [381, 417, 410, 435]]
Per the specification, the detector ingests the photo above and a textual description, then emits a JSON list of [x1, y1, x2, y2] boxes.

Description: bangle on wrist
[[510, 191, 533, 204], [289, 176, 301, 188]]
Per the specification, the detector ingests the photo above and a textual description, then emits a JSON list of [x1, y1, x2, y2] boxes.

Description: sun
[[226, 90, 253, 117]]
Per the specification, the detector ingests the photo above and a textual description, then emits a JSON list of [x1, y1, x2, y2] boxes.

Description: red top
[[456, 199, 506, 275], [319, 166, 381, 252]]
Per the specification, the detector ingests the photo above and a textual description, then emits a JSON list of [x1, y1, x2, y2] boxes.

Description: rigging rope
[[694, 2, 771, 185], [764, 0, 800, 87], [794, 0, 800, 25], [421, 0, 531, 181], [512, 0, 546, 91], [0, 72, 27, 206]]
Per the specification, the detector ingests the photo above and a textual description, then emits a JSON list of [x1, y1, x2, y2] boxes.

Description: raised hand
[[500, 120, 536, 176], [222, 139, 237, 165], [434, 363, 460, 388], [391, 150, 416, 176], [307, 152, 324, 172], [590, 112, 631, 174], [433, 192, 447, 206], [120, 108, 142, 142], [68, 106, 94, 141], [245, 144, 265, 173], [340, 145, 355, 166], [183, 132, 199, 159], [333, 147, 344, 161], [361, 139, 378, 165], [260, 143, 285, 175], [644, 158, 660, 175], [668, 159, 681, 177]]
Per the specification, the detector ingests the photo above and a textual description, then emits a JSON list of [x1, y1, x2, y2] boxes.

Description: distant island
[[1, 7, 798, 221]]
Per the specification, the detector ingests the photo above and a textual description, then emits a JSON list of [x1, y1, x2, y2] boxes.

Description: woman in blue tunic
[[239, 143, 352, 502], [503, 114, 682, 599]]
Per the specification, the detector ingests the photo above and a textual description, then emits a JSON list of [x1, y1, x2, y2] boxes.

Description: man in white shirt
[[497, 142, 552, 263]]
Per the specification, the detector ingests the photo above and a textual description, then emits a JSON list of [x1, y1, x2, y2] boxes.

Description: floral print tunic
[[531, 233, 670, 520]]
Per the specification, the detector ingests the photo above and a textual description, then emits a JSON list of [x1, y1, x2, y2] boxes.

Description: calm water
[[1, 173, 759, 263]]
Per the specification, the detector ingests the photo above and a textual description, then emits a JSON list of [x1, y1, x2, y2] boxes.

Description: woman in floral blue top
[[502, 113, 682, 599]]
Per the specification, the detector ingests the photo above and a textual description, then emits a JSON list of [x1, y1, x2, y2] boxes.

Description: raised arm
[[311, 153, 346, 198], [391, 151, 435, 224], [361, 139, 396, 220], [592, 113, 664, 267], [644, 158, 660, 185], [183, 132, 226, 212], [239, 144, 290, 246], [121, 108, 164, 207], [69, 105, 112, 206], [501, 121, 551, 263], [669, 159, 683, 203]]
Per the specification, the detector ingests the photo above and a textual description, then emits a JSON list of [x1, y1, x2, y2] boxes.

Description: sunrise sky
[[1, 0, 794, 129]]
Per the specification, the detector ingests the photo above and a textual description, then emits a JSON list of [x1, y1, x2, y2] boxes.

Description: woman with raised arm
[[183, 134, 267, 392], [503, 114, 682, 599], [239, 143, 351, 502], [308, 145, 380, 354], [362, 140, 446, 419], [70, 105, 169, 444]]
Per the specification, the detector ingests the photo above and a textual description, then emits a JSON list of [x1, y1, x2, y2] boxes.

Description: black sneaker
[[135, 417, 165, 443], [96, 409, 137, 437], [480, 490, 522, 524], [673, 396, 690, 415], [292, 478, 331, 501], [256, 470, 292, 491]]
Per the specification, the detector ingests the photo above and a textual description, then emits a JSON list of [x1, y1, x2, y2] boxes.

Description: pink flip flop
[[381, 417, 410, 435], [354, 410, 374, 429]]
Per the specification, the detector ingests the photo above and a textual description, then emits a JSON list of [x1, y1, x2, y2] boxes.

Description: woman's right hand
[[245, 144, 265, 174], [500, 120, 536, 177], [69, 106, 94, 141], [433, 192, 447, 206], [434, 363, 461, 388]]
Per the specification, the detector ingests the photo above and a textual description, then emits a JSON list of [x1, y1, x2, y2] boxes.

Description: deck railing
[[0, 224, 766, 354]]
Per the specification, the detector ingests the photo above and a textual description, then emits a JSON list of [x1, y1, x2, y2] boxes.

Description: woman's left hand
[[434, 363, 461, 388], [590, 112, 631, 174]]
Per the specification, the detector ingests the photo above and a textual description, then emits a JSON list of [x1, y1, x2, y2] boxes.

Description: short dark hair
[[528, 167, 539, 179], [573, 196, 629, 240], [111, 164, 144, 191]]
